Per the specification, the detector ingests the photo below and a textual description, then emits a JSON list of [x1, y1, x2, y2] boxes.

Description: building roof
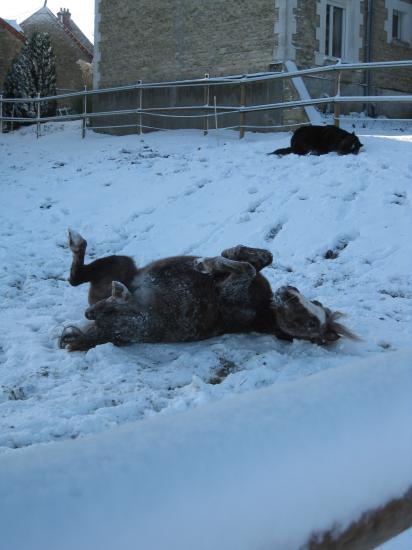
[[0, 17, 26, 42], [59, 12, 93, 54], [21, 6, 93, 60], [4, 19, 24, 34]]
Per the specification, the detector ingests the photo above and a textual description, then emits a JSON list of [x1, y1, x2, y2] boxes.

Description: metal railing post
[[82, 85, 87, 138], [138, 80, 143, 135], [203, 73, 210, 135], [36, 92, 41, 138], [214, 95, 220, 146], [239, 81, 246, 139], [334, 71, 342, 127], [0, 95, 3, 134]]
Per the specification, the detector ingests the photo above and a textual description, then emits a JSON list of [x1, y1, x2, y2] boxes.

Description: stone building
[[0, 18, 25, 91], [21, 6, 93, 93], [93, 0, 412, 132], [274, 0, 412, 115]]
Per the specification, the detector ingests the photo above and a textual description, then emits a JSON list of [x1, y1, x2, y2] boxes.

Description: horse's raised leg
[[68, 229, 89, 286], [195, 254, 257, 307], [67, 229, 138, 304], [195, 255, 256, 281], [221, 245, 273, 272]]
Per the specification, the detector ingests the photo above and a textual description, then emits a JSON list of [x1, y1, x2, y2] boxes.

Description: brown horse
[[60, 229, 357, 351]]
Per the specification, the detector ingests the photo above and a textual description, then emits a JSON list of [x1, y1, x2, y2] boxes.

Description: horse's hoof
[[221, 245, 273, 270], [68, 228, 87, 253], [59, 326, 83, 348], [193, 257, 212, 275]]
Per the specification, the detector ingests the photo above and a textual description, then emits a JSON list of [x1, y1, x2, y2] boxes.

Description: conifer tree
[[3, 32, 57, 119], [28, 32, 57, 116], [3, 42, 35, 118]]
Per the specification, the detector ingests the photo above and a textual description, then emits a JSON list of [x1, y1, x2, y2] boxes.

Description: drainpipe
[[364, 0, 375, 116]]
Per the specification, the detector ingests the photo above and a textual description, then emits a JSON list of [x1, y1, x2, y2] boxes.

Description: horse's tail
[[268, 147, 293, 156]]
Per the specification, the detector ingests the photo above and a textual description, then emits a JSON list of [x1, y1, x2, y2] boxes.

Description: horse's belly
[[126, 271, 221, 342]]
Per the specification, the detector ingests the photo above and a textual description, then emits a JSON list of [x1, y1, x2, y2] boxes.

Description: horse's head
[[272, 286, 358, 345], [85, 281, 133, 324], [60, 282, 136, 351]]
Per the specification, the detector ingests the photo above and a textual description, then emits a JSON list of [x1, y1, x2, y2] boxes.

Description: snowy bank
[[0, 349, 411, 550], [377, 527, 412, 550]]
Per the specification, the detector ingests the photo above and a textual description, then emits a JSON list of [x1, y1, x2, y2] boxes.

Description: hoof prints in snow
[[208, 358, 240, 385], [265, 223, 283, 242], [324, 239, 349, 260], [0, 122, 411, 452], [379, 289, 412, 299], [324, 233, 358, 260], [391, 191, 407, 205]]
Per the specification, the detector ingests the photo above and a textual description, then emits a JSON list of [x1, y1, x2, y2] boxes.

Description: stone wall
[[294, 0, 318, 69], [0, 26, 24, 91], [93, 0, 288, 133], [93, 0, 412, 133], [370, 0, 412, 94], [92, 78, 284, 135], [95, 0, 277, 88]]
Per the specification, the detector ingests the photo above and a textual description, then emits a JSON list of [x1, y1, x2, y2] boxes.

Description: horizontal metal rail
[[2, 94, 412, 124], [1, 60, 411, 137], [1, 59, 412, 103]]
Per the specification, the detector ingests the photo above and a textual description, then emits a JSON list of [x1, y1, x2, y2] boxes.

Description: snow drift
[[0, 349, 411, 550]]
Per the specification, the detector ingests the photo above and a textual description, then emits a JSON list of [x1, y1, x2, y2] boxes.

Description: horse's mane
[[326, 311, 361, 341]]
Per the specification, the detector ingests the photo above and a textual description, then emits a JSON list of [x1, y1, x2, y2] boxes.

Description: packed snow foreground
[[0, 122, 411, 549]]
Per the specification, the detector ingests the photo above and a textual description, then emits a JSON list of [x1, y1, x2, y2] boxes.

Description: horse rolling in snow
[[270, 125, 363, 156], [60, 229, 357, 351]]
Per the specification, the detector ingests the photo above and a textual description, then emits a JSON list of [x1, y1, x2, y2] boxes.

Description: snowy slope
[[0, 122, 411, 547]]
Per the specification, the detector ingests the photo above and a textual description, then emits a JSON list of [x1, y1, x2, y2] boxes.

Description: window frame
[[392, 9, 403, 41], [316, 0, 362, 64], [325, 3, 346, 59], [385, 1, 412, 46]]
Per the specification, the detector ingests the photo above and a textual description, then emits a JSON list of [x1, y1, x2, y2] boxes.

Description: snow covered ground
[[0, 121, 411, 548], [377, 527, 412, 550]]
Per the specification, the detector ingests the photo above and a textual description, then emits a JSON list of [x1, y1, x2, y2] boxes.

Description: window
[[384, 1, 412, 47], [392, 9, 403, 40], [325, 4, 345, 58], [316, 0, 362, 64]]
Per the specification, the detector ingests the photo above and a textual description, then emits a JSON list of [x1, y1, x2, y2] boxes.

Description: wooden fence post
[[334, 71, 342, 127], [36, 92, 41, 138], [203, 73, 210, 135], [239, 81, 246, 139], [82, 86, 87, 139]]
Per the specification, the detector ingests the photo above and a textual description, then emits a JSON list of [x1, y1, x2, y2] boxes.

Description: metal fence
[[1, 59, 412, 138]]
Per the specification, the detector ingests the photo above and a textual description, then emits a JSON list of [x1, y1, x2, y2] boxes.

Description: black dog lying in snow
[[270, 125, 363, 156]]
